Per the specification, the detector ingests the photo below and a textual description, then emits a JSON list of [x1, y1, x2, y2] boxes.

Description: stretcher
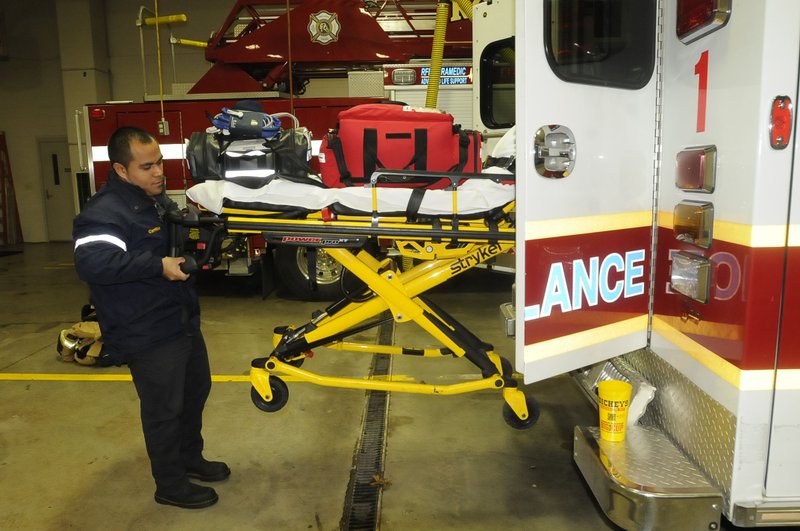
[[180, 169, 539, 429]]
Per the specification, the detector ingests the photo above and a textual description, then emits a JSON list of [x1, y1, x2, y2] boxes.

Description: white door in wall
[[39, 139, 75, 242]]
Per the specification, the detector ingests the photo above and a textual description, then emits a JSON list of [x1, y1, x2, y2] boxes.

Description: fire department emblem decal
[[308, 11, 340, 45]]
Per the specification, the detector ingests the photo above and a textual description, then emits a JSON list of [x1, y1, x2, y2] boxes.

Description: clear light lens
[[671, 251, 711, 303], [391, 69, 416, 85]]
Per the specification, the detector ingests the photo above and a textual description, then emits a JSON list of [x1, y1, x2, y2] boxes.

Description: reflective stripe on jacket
[[72, 172, 199, 356]]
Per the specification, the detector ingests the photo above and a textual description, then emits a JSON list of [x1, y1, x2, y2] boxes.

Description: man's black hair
[[108, 126, 156, 168]]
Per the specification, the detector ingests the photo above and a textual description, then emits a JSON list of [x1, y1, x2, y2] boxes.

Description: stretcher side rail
[[365, 169, 514, 231], [367, 168, 513, 187], [223, 168, 515, 246], [227, 216, 515, 245]]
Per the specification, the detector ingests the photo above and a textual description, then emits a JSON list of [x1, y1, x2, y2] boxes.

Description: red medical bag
[[318, 104, 481, 188]]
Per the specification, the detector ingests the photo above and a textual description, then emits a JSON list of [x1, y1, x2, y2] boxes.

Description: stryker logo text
[[449, 243, 504, 274]]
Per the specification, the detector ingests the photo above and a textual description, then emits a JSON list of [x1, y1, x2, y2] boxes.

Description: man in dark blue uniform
[[73, 126, 230, 509]]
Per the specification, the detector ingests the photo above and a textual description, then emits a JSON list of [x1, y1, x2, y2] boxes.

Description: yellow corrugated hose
[[424, 1, 450, 109], [452, 0, 474, 21]]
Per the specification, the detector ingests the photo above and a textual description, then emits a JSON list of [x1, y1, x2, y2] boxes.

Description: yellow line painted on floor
[[0, 373, 133, 381], [0, 373, 251, 382], [0, 373, 489, 383]]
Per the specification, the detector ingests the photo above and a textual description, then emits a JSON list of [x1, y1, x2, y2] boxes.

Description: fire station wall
[[0, 1, 352, 243], [104, 1, 225, 100], [0, 0, 67, 243]]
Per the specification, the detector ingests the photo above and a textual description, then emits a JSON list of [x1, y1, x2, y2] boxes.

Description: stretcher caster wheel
[[250, 377, 289, 412], [502, 394, 540, 430]]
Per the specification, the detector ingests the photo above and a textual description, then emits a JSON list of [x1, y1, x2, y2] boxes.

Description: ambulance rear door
[[515, 0, 658, 383]]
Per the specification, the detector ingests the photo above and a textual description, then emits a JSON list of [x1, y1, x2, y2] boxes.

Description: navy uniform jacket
[[73, 172, 200, 358]]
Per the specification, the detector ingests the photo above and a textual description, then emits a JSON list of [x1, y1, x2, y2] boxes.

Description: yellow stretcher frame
[[189, 183, 538, 429]]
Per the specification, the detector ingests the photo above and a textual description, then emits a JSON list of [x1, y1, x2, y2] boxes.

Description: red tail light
[[676, 0, 731, 44], [88, 108, 106, 120], [770, 96, 793, 150]]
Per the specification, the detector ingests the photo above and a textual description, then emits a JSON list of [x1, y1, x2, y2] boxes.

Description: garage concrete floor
[[0, 242, 623, 530]]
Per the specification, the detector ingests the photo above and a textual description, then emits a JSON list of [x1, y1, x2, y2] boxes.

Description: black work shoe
[[186, 458, 231, 482], [154, 482, 218, 509]]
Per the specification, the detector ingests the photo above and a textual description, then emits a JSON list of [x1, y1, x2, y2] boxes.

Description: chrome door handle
[[534, 125, 576, 178]]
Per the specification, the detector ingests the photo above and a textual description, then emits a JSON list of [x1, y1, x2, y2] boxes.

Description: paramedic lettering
[[420, 66, 468, 77], [525, 250, 646, 320], [420, 66, 471, 85]]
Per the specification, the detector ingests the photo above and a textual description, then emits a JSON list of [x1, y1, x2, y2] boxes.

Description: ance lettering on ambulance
[[525, 249, 646, 321]]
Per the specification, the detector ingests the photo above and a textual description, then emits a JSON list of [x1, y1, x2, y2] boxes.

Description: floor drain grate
[[340, 317, 393, 530]]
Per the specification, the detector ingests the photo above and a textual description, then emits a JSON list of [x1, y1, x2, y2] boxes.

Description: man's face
[[114, 139, 165, 197]]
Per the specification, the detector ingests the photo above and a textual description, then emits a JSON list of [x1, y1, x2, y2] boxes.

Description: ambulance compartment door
[[768, 27, 800, 495], [515, 0, 657, 383]]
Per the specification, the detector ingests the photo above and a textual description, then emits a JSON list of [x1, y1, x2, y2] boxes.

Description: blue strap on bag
[[211, 108, 283, 139]]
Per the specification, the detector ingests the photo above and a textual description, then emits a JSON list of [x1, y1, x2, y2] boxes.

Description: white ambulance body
[[490, 0, 800, 528]]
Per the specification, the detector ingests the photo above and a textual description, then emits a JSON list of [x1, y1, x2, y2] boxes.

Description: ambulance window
[[545, 0, 656, 89], [480, 37, 515, 129]]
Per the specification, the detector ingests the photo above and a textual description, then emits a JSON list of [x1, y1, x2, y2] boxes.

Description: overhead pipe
[[74, 110, 86, 172], [136, 5, 188, 101], [137, 6, 153, 99], [154, 0, 166, 129], [170, 37, 207, 48], [286, 0, 295, 116], [144, 14, 187, 26]]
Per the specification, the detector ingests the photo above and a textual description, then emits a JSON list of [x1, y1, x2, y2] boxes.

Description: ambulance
[[486, 0, 800, 527]]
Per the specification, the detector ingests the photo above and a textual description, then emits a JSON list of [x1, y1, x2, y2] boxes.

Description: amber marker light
[[674, 201, 714, 249]]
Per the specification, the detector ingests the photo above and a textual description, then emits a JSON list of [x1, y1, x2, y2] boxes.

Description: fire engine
[[505, 0, 800, 528], [79, 0, 477, 300]]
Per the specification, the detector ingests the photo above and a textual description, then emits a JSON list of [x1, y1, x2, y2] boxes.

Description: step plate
[[574, 425, 722, 531]]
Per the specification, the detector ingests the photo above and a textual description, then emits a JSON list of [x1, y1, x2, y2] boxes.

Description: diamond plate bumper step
[[573, 425, 723, 531]]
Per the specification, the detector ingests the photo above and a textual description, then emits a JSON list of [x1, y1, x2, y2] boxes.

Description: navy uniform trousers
[[127, 332, 212, 490]]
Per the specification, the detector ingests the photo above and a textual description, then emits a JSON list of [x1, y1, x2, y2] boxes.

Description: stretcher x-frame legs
[[250, 240, 540, 430]]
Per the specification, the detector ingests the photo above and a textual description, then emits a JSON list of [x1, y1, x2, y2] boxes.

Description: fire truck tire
[[502, 394, 540, 430], [275, 245, 344, 301], [250, 377, 289, 413]]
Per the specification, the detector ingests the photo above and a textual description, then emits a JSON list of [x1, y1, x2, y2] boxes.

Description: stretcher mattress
[[186, 171, 515, 217]]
